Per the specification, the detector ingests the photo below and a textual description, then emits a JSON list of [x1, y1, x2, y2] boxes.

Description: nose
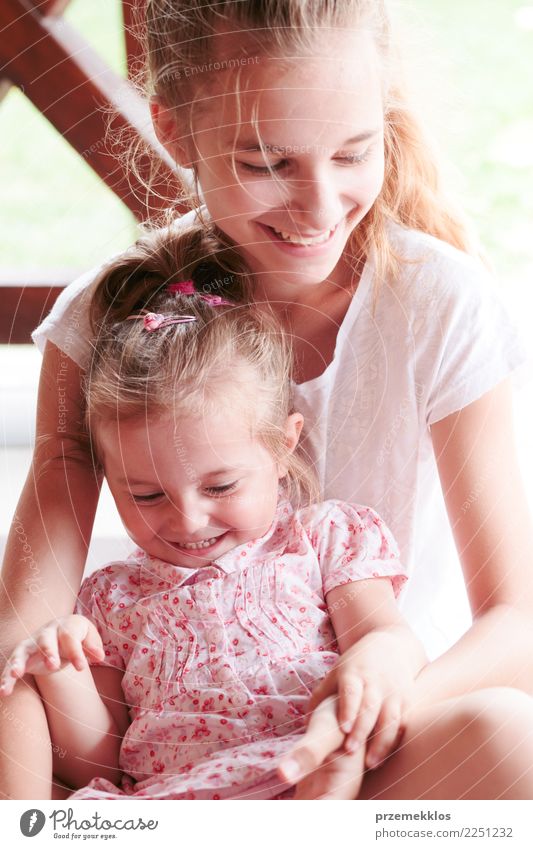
[[287, 168, 343, 232], [165, 495, 210, 539]]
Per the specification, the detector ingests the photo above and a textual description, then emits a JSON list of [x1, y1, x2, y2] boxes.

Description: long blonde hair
[[86, 222, 319, 507], [131, 0, 477, 284]]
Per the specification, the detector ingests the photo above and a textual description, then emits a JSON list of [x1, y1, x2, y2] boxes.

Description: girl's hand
[[0, 614, 105, 696], [307, 629, 422, 770], [278, 695, 366, 799]]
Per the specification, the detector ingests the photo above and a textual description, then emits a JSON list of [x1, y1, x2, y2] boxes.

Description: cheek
[[119, 502, 159, 543]]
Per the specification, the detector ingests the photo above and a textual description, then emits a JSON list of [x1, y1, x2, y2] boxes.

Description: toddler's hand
[[306, 636, 417, 770], [0, 614, 104, 696]]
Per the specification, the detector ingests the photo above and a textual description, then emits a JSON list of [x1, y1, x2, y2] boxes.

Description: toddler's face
[[97, 410, 289, 568], [169, 31, 385, 296]]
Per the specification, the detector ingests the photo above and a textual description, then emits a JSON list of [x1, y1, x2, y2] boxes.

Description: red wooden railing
[[0, 0, 186, 343]]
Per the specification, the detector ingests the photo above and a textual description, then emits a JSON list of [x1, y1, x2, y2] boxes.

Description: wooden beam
[[0, 282, 66, 344], [29, 0, 72, 16], [0, 0, 184, 221]]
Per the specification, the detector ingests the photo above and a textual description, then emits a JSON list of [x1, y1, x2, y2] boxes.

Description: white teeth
[[174, 536, 220, 550], [273, 227, 335, 246]]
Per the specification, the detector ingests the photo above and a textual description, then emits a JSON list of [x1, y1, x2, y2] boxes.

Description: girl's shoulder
[[385, 221, 495, 302], [293, 500, 406, 595], [294, 499, 398, 552], [77, 557, 144, 611]]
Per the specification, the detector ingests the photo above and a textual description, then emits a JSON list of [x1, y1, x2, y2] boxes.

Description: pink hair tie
[[167, 279, 233, 307], [167, 280, 195, 295]]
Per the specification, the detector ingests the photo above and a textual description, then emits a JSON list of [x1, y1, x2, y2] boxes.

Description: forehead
[[97, 410, 266, 477], [193, 30, 384, 145]]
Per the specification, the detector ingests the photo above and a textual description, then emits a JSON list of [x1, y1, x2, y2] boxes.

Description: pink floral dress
[[69, 497, 407, 800]]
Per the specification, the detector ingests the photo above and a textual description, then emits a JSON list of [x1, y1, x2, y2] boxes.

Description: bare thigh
[[359, 688, 533, 800]]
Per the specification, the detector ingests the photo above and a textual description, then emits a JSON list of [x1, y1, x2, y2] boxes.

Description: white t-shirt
[[32, 214, 527, 659]]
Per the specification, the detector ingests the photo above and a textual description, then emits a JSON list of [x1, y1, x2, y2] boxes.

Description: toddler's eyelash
[[132, 481, 239, 504], [133, 492, 163, 504], [132, 481, 238, 503], [204, 482, 238, 496], [240, 150, 371, 175]]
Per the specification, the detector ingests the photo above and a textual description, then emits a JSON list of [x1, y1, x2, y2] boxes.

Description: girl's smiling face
[[162, 32, 385, 295], [97, 410, 302, 569]]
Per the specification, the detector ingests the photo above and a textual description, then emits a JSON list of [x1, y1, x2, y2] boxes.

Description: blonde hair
[[132, 0, 477, 284], [86, 222, 319, 507]]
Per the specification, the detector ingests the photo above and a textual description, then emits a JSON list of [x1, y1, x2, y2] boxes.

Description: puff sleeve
[[300, 500, 408, 598]]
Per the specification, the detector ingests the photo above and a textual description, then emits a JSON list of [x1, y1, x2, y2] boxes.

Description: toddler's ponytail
[[89, 222, 251, 333]]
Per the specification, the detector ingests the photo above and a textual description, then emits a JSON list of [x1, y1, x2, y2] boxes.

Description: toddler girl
[[3, 0, 533, 800], [0, 225, 424, 800]]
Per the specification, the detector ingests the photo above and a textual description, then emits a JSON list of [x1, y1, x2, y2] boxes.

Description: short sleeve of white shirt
[[401, 236, 528, 426]]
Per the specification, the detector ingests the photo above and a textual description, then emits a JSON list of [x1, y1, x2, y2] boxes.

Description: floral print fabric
[[69, 498, 406, 800]]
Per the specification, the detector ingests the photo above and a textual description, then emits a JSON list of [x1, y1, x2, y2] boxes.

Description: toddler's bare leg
[[360, 687, 533, 800]]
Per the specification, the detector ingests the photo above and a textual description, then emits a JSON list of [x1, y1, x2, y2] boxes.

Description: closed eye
[[335, 150, 371, 165], [204, 481, 239, 497], [239, 149, 371, 175], [239, 160, 289, 174], [132, 492, 164, 504]]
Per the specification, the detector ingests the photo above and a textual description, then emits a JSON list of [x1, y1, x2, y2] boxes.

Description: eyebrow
[[117, 468, 243, 487], [235, 130, 380, 154]]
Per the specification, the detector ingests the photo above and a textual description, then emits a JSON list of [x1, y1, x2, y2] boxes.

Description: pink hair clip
[[201, 294, 234, 306], [125, 311, 197, 332], [167, 279, 233, 307]]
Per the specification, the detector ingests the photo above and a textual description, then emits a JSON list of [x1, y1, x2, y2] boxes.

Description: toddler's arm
[[278, 577, 427, 790], [0, 615, 128, 789], [322, 577, 427, 747]]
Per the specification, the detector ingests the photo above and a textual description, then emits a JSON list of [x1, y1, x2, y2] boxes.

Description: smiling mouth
[[263, 223, 339, 246], [169, 533, 227, 551]]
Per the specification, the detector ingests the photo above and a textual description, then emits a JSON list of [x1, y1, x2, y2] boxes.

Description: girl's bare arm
[[35, 664, 128, 789], [411, 377, 533, 707], [0, 341, 101, 656]]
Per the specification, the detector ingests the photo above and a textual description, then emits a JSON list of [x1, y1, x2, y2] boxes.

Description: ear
[[277, 412, 304, 477], [150, 97, 195, 170]]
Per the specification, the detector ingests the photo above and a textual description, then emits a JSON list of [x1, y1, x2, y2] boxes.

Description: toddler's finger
[[0, 664, 17, 696], [81, 624, 105, 661], [345, 684, 382, 753], [57, 628, 86, 671], [35, 629, 61, 670], [0, 644, 31, 694], [364, 696, 403, 770], [337, 674, 363, 734], [278, 695, 344, 784]]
